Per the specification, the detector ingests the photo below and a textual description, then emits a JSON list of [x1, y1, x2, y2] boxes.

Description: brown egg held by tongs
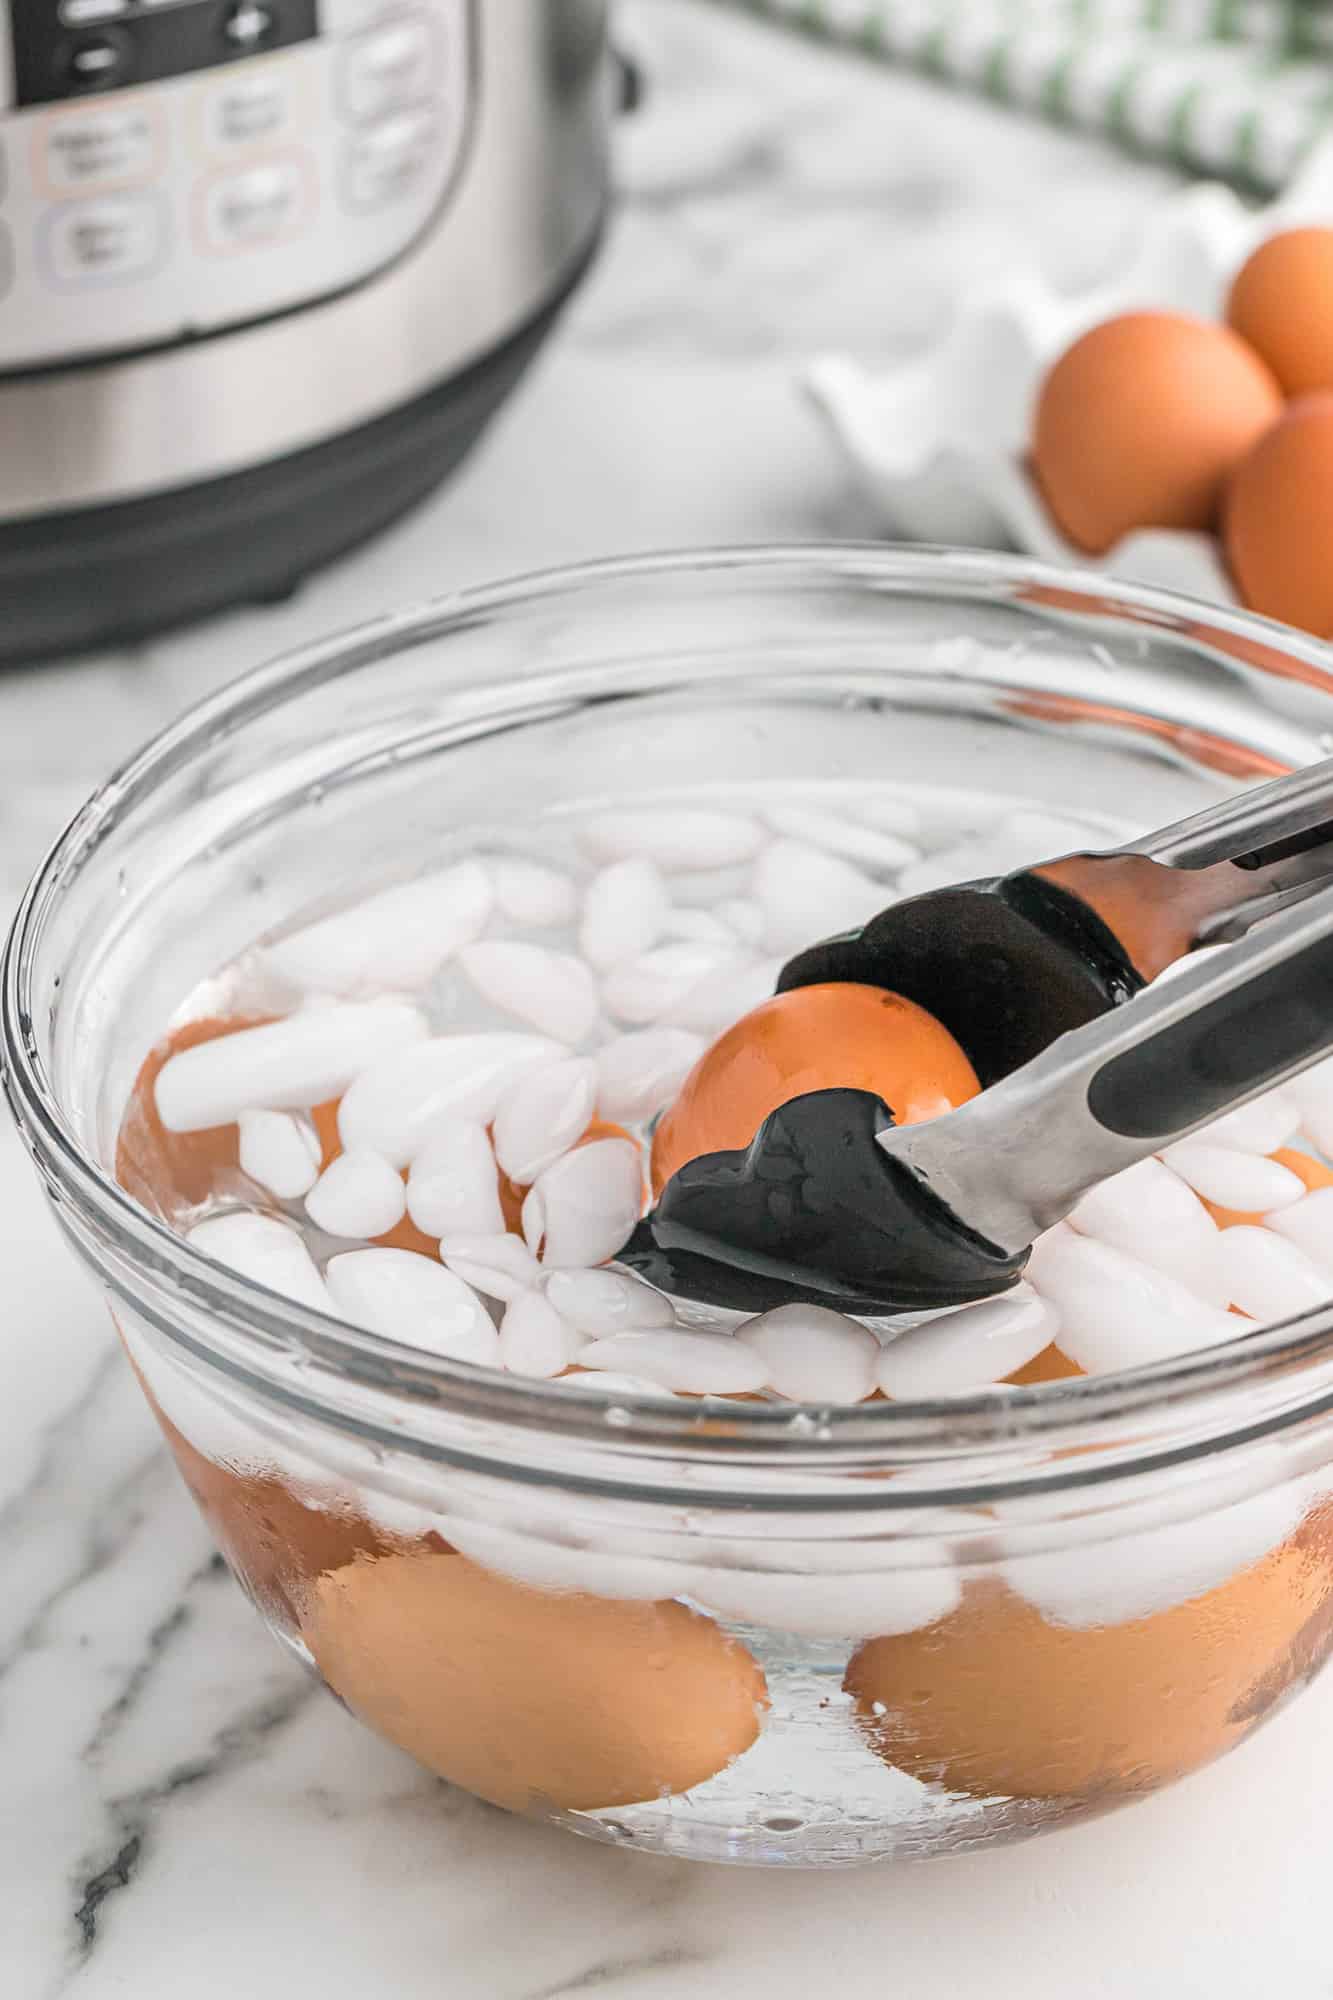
[[623, 758, 1333, 1314]]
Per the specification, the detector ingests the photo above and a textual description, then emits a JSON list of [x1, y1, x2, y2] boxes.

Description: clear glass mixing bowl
[[9, 547, 1333, 1868]]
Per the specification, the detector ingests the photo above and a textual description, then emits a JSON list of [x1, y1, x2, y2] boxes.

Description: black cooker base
[[0, 241, 596, 665]]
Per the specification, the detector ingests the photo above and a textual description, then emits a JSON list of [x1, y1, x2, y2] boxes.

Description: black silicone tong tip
[[776, 871, 1144, 1084], [618, 1088, 1028, 1315], [620, 873, 1137, 1313]]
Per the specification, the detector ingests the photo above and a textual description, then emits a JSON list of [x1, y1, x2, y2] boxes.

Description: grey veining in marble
[[4, 5, 1333, 1995]]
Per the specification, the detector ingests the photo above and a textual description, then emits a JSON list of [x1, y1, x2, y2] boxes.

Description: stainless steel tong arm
[[879, 876, 1333, 1256]]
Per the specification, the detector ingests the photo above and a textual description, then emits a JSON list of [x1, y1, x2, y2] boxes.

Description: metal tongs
[[778, 754, 1333, 1085], [624, 756, 1333, 1315], [881, 872, 1333, 1295]]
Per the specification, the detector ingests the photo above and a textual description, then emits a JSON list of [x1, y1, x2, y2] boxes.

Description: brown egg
[[310, 1097, 342, 1167], [1225, 395, 1333, 635], [1031, 312, 1281, 554], [116, 1014, 270, 1215], [1227, 229, 1333, 395], [121, 1015, 642, 1258], [650, 982, 980, 1196], [844, 1502, 1333, 1801], [303, 1548, 768, 1813], [118, 1029, 441, 1258], [126, 1360, 400, 1622], [373, 1210, 445, 1257], [1003, 1343, 1083, 1387], [306, 1097, 441, 1255]]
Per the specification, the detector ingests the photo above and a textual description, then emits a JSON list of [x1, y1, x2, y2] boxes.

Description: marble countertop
[[5, 5, 1332, 1994]]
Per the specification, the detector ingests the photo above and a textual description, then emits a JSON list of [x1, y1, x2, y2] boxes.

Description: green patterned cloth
[[723, 0, 1333, 187]]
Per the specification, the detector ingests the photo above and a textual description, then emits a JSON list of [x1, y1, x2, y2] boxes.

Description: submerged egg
[[118, 1014, 266, 1213], [650, 981, 980, 1195], [138, 1381, 399, 1624], [303, 1548, 768, 1812], [845, 1501, 1333, 1801]]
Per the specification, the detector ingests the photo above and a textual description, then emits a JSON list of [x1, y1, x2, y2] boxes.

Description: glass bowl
[[9, 546, 1333, 1870]]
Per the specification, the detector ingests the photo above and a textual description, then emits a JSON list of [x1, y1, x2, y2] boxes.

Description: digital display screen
[[11, 0, 318, 108]]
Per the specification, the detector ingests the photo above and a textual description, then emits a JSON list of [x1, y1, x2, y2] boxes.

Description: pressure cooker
[[0, 0, 610, 656]]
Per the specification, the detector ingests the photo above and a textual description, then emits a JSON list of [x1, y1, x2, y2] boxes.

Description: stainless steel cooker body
[[0, 0, 610, 656]]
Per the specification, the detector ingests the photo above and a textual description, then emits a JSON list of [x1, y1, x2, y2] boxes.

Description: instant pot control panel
[[0, 0, 471, 367]]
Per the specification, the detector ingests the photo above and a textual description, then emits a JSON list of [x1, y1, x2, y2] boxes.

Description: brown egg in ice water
[[650, 982, 980, 1196], [115, 1019, 447, 1257], [309, 1095, 442, 1256], [303, 1548, 769, 1812], [1031, 312, 1281, 554], [1003, 1343, 1083, 1386], [163, 1414, 397, 1622], [114, 1337, 402, 1623], [116, 1014, 269, 1215], [844, 1502, 1333, 1801]]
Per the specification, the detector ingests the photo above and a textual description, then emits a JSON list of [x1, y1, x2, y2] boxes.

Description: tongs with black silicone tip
[[877, 878, 1333, 1304], [623, 755, 1333, 1315], [779, 752, 1333, 1086], [627, 874, 1333, 1316]]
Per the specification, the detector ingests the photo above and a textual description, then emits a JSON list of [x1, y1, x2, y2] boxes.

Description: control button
[[221, 0, 276, 49], [198, 155, 313, 251], [40, 195, 162, 283], [206, 71, 289, 148], [59, 28, 134, 91], [60, 0, 127, 24], [39, 103, 161, 193], [341, 108, 435, 212], [338, 15, 436, 124]]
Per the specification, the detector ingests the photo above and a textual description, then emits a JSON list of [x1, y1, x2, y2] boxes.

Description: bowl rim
[[10, 540, 1333, 1474]]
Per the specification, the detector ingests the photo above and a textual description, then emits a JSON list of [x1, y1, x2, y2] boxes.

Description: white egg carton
[[805, 137, 1333, 605]]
